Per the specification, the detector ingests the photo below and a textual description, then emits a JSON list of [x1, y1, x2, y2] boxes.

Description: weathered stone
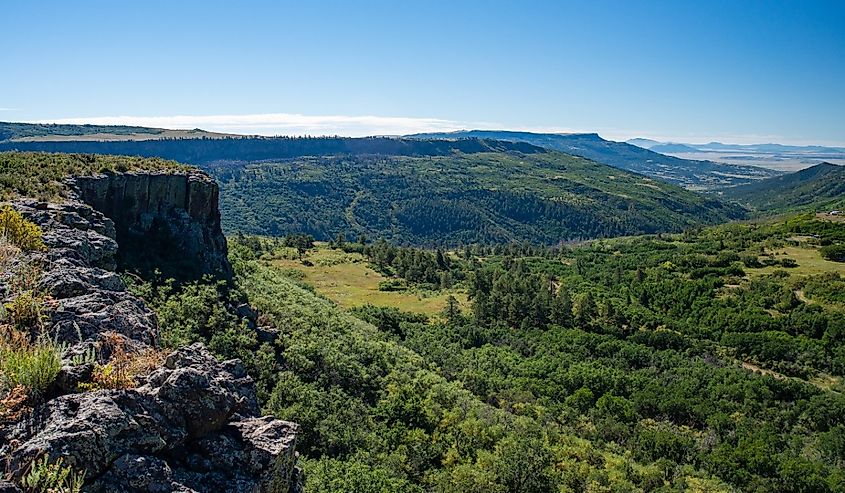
[[1, 170, 299, 492], [40, 264, 124, 298], [256, 325, 279, 344], [7, 345, 298, 492], [14, 199, 118, 270], [90, 454, 196, 493], [54, 361, 95, 394], [71, 172, 232, 279], [49, 290, 158, 348]]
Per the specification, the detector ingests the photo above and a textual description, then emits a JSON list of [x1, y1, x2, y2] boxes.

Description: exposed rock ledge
[[1, 178, 300, 492], [72, 171, 232, 279]]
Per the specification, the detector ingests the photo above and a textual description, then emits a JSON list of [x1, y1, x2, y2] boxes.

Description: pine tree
[[443, 295, 461, 324], [551, 287, 573, 327], [575, 292, 597, 328], [602, 298, 617, 325]]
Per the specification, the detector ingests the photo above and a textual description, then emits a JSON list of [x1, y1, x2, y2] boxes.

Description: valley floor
[[269, 243, 469, 318]]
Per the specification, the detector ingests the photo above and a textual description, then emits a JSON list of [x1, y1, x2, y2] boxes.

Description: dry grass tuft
[[78, 333, 165, 391]]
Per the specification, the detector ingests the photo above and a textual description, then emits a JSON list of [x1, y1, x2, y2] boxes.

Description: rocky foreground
[[0, 172, 300, 492]]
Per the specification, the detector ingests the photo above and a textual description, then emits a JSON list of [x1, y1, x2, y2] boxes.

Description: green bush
[[820, 244, 845, 262], [128, 277, 236, 349], [4, 291, 45, 331], [0, 338, 62, 397], [22, 455, 85, 493], [0, 205, 45, 252], [378, 279, 407, 292]]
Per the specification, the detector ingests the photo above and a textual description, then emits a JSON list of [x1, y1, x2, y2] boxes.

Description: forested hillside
[[409, 130, 780, 189], [0, 121, 165, 141], [139, 213, 845, 492], [723, 162, 845, 213], [208, 151, 743, 245], [0, 123, 780, 190], [0, 121, 230, 142], [4, 150, 842, 492], [0, 133, 542, 163]]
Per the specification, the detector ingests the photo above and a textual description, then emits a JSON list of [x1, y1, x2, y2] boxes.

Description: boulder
[[7, 345, 299, 493]]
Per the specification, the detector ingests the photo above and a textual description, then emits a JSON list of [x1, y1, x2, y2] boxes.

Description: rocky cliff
[[71, 172, 232, 279], [0, 171, 300, 492]]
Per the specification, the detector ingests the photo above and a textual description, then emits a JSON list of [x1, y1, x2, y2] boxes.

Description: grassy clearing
[[816, 212, 845, 223], [746, 245, 845, 278], [270, 244, 468, 317]]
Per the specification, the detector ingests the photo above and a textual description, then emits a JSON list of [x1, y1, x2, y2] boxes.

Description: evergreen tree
[[575, 292, 597, 328], [443, 295, 462, 325], [551, 287, 573, 327]]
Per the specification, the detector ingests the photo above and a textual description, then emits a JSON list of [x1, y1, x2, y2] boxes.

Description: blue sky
[[2, 0, 843, 145]]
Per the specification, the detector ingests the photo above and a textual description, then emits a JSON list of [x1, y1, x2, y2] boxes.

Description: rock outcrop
[[72, 172, 231, 279], [6, 344, 299, 493], [6, 198, 158, 355], [1, 171, 299, 492]]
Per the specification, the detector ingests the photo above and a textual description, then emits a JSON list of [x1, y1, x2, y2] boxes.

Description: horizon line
[[7, 113, 844, 148]]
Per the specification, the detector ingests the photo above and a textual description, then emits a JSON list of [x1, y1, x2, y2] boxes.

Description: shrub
[[0, 236, 18, 265], [741, 255, 763, 268], [378, 279, 407, 292], [820, 244, 845, 262], [78, 333, 162, 391], [0, 338, 62, 397], [4, 291, 45, 331], [21, 455, 85, 493], [131, 277, 236, 349], [0, 206, 46, 252]]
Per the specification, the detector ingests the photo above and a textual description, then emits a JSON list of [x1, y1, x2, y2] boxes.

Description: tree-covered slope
[[209, 150, 743, 245], [0, 121, 232, 142], [0, 121, 165, 141], [0, 133, 543, 164], [219, 244, 740, 492], [408, 130, 780, 190], [196, 222, 845, 492], [723, 162, 845, 213]]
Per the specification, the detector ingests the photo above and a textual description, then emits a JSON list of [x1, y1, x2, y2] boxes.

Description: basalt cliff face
[[0, 170, 300, 492], [71, 171, 232, 279]]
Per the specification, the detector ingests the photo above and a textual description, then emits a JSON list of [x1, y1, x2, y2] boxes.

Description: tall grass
[[0, 337, 62, 398]]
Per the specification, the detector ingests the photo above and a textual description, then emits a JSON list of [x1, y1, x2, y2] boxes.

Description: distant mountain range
[[722, 162, 845, 213], [0, 122, 747, 245], [627, 137, 845, 172], [2, 122, 781, 190], [408, 130, 779, 190], [0, 121, 233, 142], [629, 138, 845, 155], [0, 126, 545, 164]]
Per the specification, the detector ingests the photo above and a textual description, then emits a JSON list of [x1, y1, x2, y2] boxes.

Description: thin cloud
[[37, 113, 473, 137], [0, 108, 19, 111]]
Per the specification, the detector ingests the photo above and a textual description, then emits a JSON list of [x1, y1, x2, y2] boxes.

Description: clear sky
[[2, 0, 844, 145]]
